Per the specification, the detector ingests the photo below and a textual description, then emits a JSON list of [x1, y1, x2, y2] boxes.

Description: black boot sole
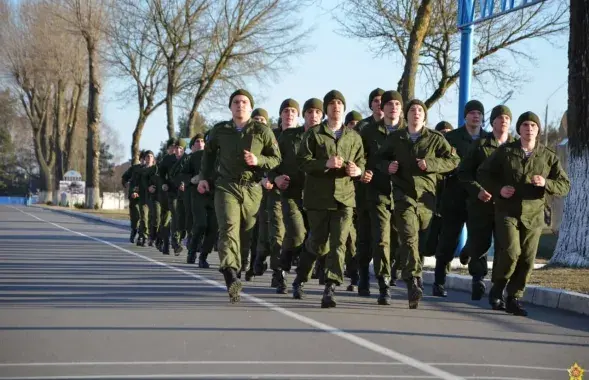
[[346, 284, 357, 292], [228, 280, 242, 303], [490, 300, 506, 310], [408, 286, 423, 309]]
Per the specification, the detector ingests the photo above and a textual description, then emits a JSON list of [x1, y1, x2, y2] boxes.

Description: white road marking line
[[12, 207, 463, 380], [0, 376, 551, 380]]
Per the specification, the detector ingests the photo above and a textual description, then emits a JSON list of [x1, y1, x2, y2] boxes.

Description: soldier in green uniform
[[165, 139, 187, 255], [291, 90, 370, 308], [458, 106, 516, 301], [478, 112, 569, 316], [434, 100, 488, 297], [361, 90, 405, 304], [132, 150, 156, 246], [198, 89, 281, 303], [146, 153, 161, 247], [121, 151, 145, 243], [377, 99, 459, 309], [158, 139, 178, 255], [184, 133, 217, 266]]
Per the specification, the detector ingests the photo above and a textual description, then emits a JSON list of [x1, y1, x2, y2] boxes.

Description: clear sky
[[102, 1, 569, 164]]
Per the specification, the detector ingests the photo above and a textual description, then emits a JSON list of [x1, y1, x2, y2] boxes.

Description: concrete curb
[[35, 205, 131, 228], [371, 263, 589, 317], [34, 205, 589, 317]]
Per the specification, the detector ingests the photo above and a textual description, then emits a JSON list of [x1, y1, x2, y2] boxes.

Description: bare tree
[[550, 1, 589, 268], [333, 0, 568, 106], [106, 1, 168, 164], [183, 0, 310, 134], [51, 0, 112, 208]]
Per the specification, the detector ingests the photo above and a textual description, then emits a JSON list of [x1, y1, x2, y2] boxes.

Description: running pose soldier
[[122, 151, 145, 243]]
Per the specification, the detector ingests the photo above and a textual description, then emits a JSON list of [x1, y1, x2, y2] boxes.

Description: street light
[[544, 80, 567, 146]]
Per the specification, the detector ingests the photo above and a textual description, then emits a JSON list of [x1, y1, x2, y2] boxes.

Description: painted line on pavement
[[11, 206, 464, 380]]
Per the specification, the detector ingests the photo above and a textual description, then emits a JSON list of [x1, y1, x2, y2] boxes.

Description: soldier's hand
[[131, 192, 139, 199], [326, 156, 342, 169], [345, 161, 362, 177], [190, 175, 199, 185], [360, 169, 373, 183], [197, 180, 210, 194], [179, 182, 185, 192], [478, 189, 492, 202], [162, 184, 169, 192], [416, 158, 427, 171], [148, 185, 156, 193], [500, 185, 516, 198], [275, 175, 290, 190], [261, 177, 274, 190], [388, 161, 399, 174], [531, 175, 546, 187], [133, 186, 139, 192], [244, 150, 259, 166]]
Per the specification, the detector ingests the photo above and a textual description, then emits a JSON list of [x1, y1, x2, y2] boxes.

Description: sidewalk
[[39, 205, 589, 317]]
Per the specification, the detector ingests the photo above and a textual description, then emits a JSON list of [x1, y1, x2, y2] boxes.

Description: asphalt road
[[0, 205, 588, 380]]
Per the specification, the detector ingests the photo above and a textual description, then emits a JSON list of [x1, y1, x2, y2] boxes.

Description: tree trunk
[[54, 79, 66, 204], [549, 1, 589, 268], [33, 130, 54, 203], [398, 0, 433, 102], [132, 114, 147, 164], [65, 83, 83, 173], [165, 65, 175, 139], [85, 39, 101, 209]]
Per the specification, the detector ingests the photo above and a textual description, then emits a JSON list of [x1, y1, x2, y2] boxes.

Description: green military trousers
[[394, 194, 434, 281], [267, 190, 286, 271], [368, 202, 394, 279], [159, 192, 172, 240], [296, 206, 354, 286], [189, 191, 217, 255], [215, 180, 263, 272], [493, 214, 542, 299], [344, 211, 357, 279], [462, 204, 496, 279], [149, 198, 161, 239], [280, 197, 307, 272], [138, 200, 150, 240], [170, 195, 186, 244], [183, 189, 193, 242], [129, 198, 141, 231], [355, 205, 372, 270]]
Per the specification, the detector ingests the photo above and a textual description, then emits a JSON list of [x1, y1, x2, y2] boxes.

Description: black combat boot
[[346, 270, 359, 292], [253, 255, 268, 276], [275, 270, 287, 294], [321, 282, 337, 308], [162, 239, 170, 255], [148, 227, 156, 247], [186, 250, 196, 264], [471, 277, 486, 301], [377, 277, 391, 306], [198, 253, 210, 268], [136, 236, 146, 247], [406, 277, 423, 309], [292, 276, 306, 300], [172, 240, 183, 256], [156, 237, 163, 252], [505, 296, 528, 316], [432, 283, 448, 297], [489, 285, 506, 310], [129, 229, 137, 243], [357, 265, 371, 297], [222, 268, 242, 304]]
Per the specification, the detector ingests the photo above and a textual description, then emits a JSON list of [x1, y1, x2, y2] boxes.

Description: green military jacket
[[376, 127, 459, 205], [360, 118, 406, 206], [200, 119, 281, 185], [355, 115, 379, 133], [169, 153, 192, 195], [458, 133, 516, 212], [182, 149, 214, 198], [441, 126, 490, 207], [297, 122, 365, 210], [477, 140, 570, 229], [121, 163, 143, 199], [158, 153, 178, 196], [268, 126, 306, 199]]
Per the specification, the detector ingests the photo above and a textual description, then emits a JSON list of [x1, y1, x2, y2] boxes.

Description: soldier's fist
[[416, 158, 427, 171], [326, 156, 343, 169], [388, 161, 399, 174], [162, 184, 169, 192], [275, 175, 290, 190], [531, 175, 546, 187], [261, 177, 274, 190], [345, 161, 362, 177], [478, 189, 492, 202], [361, 169, 373, 183], [131, 192, 139, 199], [500, 185, 515, 198], [190, 175, 199, 184], [197, 180, 210, 194], [179, 182, 185, 192], [148, 185, 156, 193], [244, 150, 258, 166]]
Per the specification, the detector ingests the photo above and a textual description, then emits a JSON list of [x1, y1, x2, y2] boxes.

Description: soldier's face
[[192, 138, 205, 151], [304, 108, 322, 127], [175, 146, 184, 158], [327, 99, 344, 121], [383, 100, 402, 121], [519, 121, 539, 141], [280, 107, 298, 129], [371, 96, 384, 118], [231, 95, 252, 121], [465, 110, 482, 128], [346, 120, 359, 129], [253, 116, 267, 125], [492, 114, 511, 135], [407, 104, 425, 128], [167, 146, 175, 154], [145, 153, 155, 166]]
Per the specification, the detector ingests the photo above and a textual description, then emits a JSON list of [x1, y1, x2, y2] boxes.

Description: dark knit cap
[[516, 111, 541, 135], [176, 138, 187, 149], [251, 108, 269, 123], [368, 88, 385, 108], [229, 89, 254, 108], [435, 121, 454, 132], [380, 90, 403, 110], [323, 90, 346, 114], [490, 105, 512, 123], [279, 98, 300, 115], [189, 133, 205, 148], [404, 99, 428, 121], [302, 98, 323, 115], [464, 100, 484, 117], [345, 111, 363, 125], [144, 150, 154, 157], [166, 138, 176, 148]]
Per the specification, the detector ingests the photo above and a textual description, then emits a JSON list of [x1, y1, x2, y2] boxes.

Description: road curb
[[370, 263, 589, 317], [35, 205, 130, 229]]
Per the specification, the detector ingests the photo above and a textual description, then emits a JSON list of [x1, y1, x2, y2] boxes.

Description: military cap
[[345, 110, 363, 125], [302, 98, 323, 115], [464, 100, 485, 117], [404, 99, 428, 121], [368, 88, 385, 108], [380, 90, 403, 110], [516, 111, 541, 135], [490, 105, 512, 123], [279, 98, 300, 115], [323, 90, 346, 114], [229, 89, 254, 108]]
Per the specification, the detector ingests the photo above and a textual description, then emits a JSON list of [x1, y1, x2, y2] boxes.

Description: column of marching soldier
[[122, 88, 570, 316]]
